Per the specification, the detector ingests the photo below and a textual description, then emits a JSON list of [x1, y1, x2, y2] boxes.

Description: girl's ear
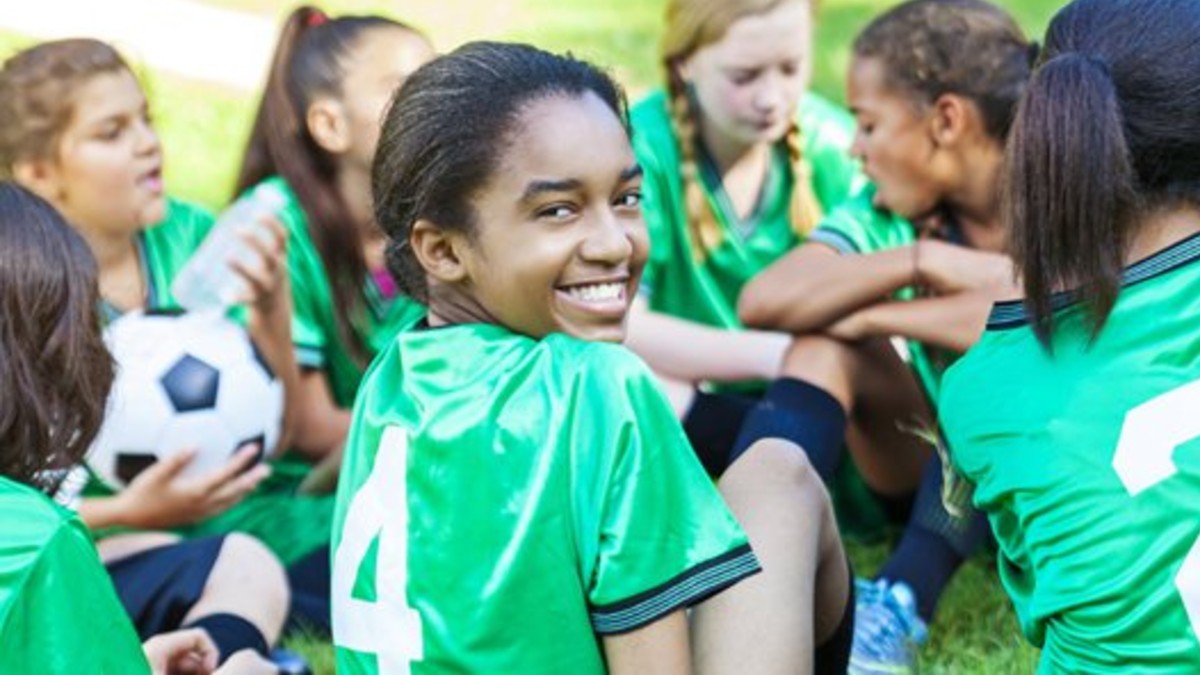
[[929, 93, 969, 148], [673, 58, 692, 83], [411, 219, 469, 285], [12, 158, 64, 204], [306, 97, 351, 154]]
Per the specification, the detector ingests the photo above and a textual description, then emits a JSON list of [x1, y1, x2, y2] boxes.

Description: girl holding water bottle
[[233, 6, 435, 468]]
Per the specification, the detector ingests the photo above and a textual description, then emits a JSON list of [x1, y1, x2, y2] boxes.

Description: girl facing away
[[941, 0, 1200, 670], [0, 39, 294, 667], [234, 6, 434, 467], [0, 182, 274, 675], [739, 0, 1030, 669], [333, 41, 854, 674]]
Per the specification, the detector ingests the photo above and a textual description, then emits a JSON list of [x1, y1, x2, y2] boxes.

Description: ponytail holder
[[1027, 41, 1042, 67], [306, 10, 328, 28]]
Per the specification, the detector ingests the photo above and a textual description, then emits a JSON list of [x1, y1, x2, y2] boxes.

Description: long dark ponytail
[[236, 6, 422, 364], [1004, 0, 1200, 343]]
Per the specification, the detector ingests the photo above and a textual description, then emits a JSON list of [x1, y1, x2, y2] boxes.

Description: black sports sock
[[729, 377, 847, 480], [815, 557, 855, 675], [877, 456, 989, 621], [682, 390, 757, 476], [285, 546, 332, 636], [185, 613, 269, 663]]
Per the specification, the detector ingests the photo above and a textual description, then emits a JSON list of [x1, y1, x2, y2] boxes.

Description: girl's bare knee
[[212, 533, 291, 632], [726, 439, 832, 513]]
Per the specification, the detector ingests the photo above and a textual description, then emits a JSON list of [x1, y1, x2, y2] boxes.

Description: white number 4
[[333, 426, 424, 673], [1113, 379, 1200, 634]]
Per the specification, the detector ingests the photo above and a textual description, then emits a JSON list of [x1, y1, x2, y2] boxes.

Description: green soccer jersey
[[632, 90, 863, 330], [941, 232, 1200, 672], [0, 477, 150, 674], [332, 323, 759, 673], [253, 176, 426, 408], [809, 189, 947, 405], [98, 197, 216, 323]]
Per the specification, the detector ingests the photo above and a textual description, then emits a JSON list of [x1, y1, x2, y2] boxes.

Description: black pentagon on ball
[[235, 434, 267, 469], [160, 354, 220, 412], [115, 453, 159, 485]]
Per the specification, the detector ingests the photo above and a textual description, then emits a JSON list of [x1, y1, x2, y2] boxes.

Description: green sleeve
[[798, 93, 866, 212], [630, 92, 683, 302], [0, 517, 149, 673], [578, 347, 760, 634], [276, 197, 329, 369], [141, 198, 217, 311], [809, 189, 915, 255], [635, 146, 676, 300]]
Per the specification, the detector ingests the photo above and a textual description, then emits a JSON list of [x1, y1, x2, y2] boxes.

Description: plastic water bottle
[[172, 183, 287, 311]]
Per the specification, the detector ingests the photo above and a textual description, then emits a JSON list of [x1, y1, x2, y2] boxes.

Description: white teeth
[[566, 282, 624, 303]]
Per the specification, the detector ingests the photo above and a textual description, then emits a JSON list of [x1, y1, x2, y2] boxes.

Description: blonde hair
[[0, 39, 131, 177], [660, 0, 822, 258]]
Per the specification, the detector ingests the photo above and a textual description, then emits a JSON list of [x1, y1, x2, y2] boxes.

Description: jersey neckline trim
[[987, 229, 1200, 330]]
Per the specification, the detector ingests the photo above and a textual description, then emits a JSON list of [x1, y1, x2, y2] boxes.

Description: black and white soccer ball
[[87, 309, 283, 489]]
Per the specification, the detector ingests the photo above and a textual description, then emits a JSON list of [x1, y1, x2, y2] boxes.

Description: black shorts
[[105, 535, 226, 639], [682, 390, 758, 476]]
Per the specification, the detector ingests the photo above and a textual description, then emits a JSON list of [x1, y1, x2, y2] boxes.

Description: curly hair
[[853, 0, 1033, 141]]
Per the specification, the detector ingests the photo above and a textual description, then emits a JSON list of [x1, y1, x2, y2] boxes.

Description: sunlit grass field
[[0, 0, 1069, 671]]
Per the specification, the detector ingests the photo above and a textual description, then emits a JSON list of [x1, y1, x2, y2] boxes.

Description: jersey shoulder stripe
[[589, 544, 760, 635]]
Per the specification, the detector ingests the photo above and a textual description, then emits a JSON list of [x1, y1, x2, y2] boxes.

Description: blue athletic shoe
[[848, 578, 928, 674], [269, 648, 313, 675]]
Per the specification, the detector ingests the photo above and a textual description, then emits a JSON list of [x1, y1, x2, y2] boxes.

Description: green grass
[[281, 540, 1039, 675], [0, 1, 1066, 671]]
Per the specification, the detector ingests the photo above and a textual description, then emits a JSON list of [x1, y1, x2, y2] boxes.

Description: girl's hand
[[114, 444, 269, 529], [232, 214, 299, 456], [825, 308, 874, 342], [915, 239, 1014, 294], [230, 214, 290, 321], [142, 628, 219, 674]]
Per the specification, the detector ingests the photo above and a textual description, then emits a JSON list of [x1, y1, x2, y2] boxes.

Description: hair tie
[[306, 10, 328, 28], [1027, 41, 1042, 66]]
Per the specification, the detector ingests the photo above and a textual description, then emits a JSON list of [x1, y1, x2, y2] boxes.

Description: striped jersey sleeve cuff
[[589, 544, 761, 635], [808, 228, 860, 255], [295, 343, 325, 369]]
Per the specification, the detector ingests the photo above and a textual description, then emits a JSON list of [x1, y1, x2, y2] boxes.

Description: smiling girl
[[332, 41, 853, 674]]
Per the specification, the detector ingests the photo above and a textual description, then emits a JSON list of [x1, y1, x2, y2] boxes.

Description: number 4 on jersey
[[1113, 379, 1200, 634], [333, 425, 424, 674]]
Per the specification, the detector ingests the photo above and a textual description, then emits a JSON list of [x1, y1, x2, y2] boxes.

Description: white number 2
[[1112, 379, 1200, 634], [333, 426, 424, 673]]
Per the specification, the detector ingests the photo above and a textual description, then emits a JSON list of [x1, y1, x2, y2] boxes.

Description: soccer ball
[[87, 309, 284, 490]]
